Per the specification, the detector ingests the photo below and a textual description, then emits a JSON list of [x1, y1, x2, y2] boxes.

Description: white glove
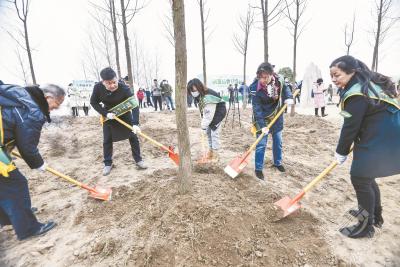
[[131, 125, 141, 134], [284, 99, 294, 105], [106, 113, 115, 120], [335, 152, 347, 165], [36, 163, 47, 172], [261, 127, 269, 134]]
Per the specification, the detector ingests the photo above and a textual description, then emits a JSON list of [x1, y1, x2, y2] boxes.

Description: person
[[227, 84, 234, 106], [0, 82, 65, 240], [187, 78, 227, 161], [294, 80, 302, 104], [239, 82, 249, 104], [250, 62, 294, 180], [283, 77, 293, 113], [312, 78, 328, 117], [327, 84, 334, 103], [331, 55, 400, 238], [151, 79, 162, 111], [67, 83, 79, 117], [145, 88, 152, 108], [90, 67, 147, 176], [136, 88, 145, 108], [160, 80, 175, 110]]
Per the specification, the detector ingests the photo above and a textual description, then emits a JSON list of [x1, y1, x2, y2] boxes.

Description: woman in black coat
[[331, 55, 400, 238]]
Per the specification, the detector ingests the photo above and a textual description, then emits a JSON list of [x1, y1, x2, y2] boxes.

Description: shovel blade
[[89, 186, 112, 201], [274, 196, 302, 219], [224, 154, 250, 179], [168, 146, 180, 166]]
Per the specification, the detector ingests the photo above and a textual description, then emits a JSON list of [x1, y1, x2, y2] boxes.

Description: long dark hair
[[330, 55, 398, 99], [187, 78, 207, 96]]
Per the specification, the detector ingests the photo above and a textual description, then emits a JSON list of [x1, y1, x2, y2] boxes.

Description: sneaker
[[274, 165, 285, 172], [255, 170, 264, 180], [103, 165, 113, 176], [339, 220, 375, 238], [33, 221, 56, 238], [136, 161, 148, 170]]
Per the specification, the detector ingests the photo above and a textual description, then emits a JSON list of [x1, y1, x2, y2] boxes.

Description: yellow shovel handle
[[246, 89, 300, 154], [11, 151, 84, 188], [303, 146, 354, 193], [113, 116, 171, 152]]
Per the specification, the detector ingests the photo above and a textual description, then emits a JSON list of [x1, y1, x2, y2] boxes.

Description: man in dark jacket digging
[[0, 81, 65, 240], [90, 67, 147, 176]]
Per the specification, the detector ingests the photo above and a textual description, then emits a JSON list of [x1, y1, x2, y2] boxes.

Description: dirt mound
[[72, 166, 337, 266]]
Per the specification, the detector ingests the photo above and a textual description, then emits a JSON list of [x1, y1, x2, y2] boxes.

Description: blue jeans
[[165, 96, 175, 110], [255, 130, 282, 171], [0, 169, 42, 240]]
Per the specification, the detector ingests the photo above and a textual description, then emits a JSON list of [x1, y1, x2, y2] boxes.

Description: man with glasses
[[90, 67, 147, 176], [0, 82, 65, 240]]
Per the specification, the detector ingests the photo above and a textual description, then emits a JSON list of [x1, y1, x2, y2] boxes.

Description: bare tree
[[371, 0, 400, 71], [284, 0, 308, 82], [172, 0, 192, 193], [197, 0, 210, 86], [344, 13, 356, 55], [119, 0, 146, 90], [162, 4, 175, 47], [233, 5, 255, 109], [90, 0, 122, 78], [253, 0, 284, 62], [7, 0, 36, 84], [15, 47, 29, 84]]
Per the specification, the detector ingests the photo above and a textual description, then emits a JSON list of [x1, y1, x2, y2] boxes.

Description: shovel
[[224, 89, 300, 178], [113, 116, 180, 166], [12, 151, 112, 201], [274, 147, 353, 219]]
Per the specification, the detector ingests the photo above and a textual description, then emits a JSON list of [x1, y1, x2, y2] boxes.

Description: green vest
[[0, 107, 17, 177], [341, 83, 400, 110], [103, 96, 139, 122]]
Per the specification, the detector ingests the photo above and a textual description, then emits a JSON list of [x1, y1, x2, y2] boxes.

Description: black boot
[[315, 108, 319, 117], [340, 213, 375, 238], [374, 206, 384, 228], [255, 170, 264, 180], [321, 107, 328, 117]]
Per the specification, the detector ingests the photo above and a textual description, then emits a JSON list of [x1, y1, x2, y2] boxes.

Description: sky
[[0, 0, 399, 88]]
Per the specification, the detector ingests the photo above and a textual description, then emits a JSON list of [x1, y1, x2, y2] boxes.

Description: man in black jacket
[[90, 67, 147, 176], [0, 82, 65, 240]]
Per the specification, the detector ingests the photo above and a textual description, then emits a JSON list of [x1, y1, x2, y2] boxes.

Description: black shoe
[[255, 170, 264, 180], [348, 208, 384, 228], [274, 165, 285, 172], [340, 221, 374, 238], [33, 221, 56, 237], [322, 114, 328, 117]]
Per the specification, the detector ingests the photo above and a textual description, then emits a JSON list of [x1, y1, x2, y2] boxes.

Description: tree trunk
[[371, 0, 383, 72], [243, 51, 247, 109], [261, 0, 269, 62], [110, 0, 122, 79], [172, 0, 192, 194], [120, 0, 134, 90], [24, 20, 36, 84], [199, 0, 207, 86], [292, 4, 299, 82]]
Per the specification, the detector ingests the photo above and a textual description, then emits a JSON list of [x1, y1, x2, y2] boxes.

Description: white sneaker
[[136, 161, 147, 170], [103, 165, 113, 176]]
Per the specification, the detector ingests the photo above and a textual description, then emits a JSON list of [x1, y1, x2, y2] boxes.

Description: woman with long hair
[[331, 55, 400, 238]]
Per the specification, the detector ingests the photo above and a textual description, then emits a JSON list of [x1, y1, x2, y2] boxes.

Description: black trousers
[[139, 99, 143, 108], [153, 96, 162, 111], [351, 176, 381, 224], [0, 169, 42, 240], [103, 126, 142, 166]]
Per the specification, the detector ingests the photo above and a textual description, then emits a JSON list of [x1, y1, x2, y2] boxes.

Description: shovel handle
[[244, 89, 300, 158], [113, 116, 173, 153], [11, 151, 96, 193]]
